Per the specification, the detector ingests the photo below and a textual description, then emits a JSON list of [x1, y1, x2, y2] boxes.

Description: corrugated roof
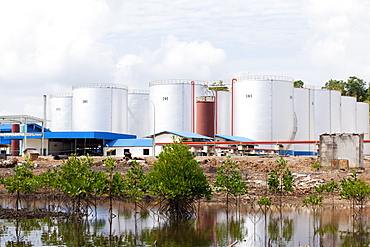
[[215, 134, 255, 142], [1, 131, 136, 140], [107, 138, 153, 147], [144, 131, 213, 140], [45, 132, 136, 140]]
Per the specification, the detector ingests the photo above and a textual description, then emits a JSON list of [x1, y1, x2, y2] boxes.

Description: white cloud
[[115, 36, 227, 88], [305, 0, 370, 82]]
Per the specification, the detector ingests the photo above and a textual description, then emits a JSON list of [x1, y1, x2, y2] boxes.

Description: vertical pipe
[[191, 81, 195, 133], [215, 90, 218, 134], [42, 94, 46, 155], [11, 124, 20, 156], [231, 78, 237, 136]]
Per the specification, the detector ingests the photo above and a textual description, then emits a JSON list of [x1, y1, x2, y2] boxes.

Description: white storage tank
[[233, 75, 295, 149], [356, 102, 370, 154], [72, 83, 128, 133], [293, 87, 315, 155], [128, 90, 150, 138], [149, 80, 207, 133], [341, 96, 357, 133], [215, 90, 231, 136], [49, 93, 73, 131], [314, 89, 341, 139]]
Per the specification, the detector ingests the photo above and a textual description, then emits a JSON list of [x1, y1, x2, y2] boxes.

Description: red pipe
[[155, 140, 321, 145]]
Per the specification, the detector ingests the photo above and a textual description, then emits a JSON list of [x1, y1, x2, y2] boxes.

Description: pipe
[[231, 78, 237, 135], [191, 81, 195, 133]]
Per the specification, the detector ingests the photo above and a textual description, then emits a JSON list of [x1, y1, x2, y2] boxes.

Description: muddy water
[[0, 199, 368, 247]]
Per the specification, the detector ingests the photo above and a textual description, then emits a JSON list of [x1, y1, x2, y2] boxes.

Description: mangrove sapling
[[1, 156, 40, 211], [124, 160, 149, 211], [146, 138, 212, 219], [214, 156, 248, 207], [267, 157, 295, 204], [56, 155, 100, 215], [340, 172, 370, 217]]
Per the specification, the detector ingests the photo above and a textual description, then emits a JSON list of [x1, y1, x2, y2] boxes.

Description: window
[[143, 149, 149, 155], [124, 149, 130, 153]]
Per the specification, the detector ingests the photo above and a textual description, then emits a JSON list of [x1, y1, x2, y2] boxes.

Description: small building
[[145, 131, 213, 156], [215, 134, 257, 156], [319, 133, 364, 169], [104, 139, 153, 157], [23, 148, 39, 161]]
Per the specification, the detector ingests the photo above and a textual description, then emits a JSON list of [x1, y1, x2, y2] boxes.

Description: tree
[[213, 157, 248, 206], [209, 80, 229, 91], [322, 79, 345, 92], [340, 172, 370, 215], [345, 76, 367, 101], [146, 138, 212, 219], [293, 80, 304, 88], [268, 157, 294, 194]]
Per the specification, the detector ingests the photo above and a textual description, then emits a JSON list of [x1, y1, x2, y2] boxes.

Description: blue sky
[[1, 0, 370, 117]]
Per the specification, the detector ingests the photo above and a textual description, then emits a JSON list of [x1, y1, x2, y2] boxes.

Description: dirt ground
[[1, 155, 370, 206]]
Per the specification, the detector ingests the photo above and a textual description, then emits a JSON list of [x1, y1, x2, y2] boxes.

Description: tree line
[[295, 76, 369, 102]]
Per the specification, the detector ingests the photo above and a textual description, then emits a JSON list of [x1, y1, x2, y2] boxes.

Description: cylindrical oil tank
[[196, 96, 215, 137], [128, 90, 149, 138], [215, 90, 231, 136], [72, 83, 128, 133], [233, 76, 295, 146], [149, 80, 207, 133], [314, 90, 341, 139], [49, 93, 73, 131], [356, 102, 370, 154], [11, 124, 20, 156], [341, 96, 357, 133], [293, 87, 315, 155]]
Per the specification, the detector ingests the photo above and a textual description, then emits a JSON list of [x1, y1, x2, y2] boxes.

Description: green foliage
[[124, 160, 148, 202], [322, 76, 368, 102], [257, 196, 272, 206], [268, 157, 294, 194], [56, 155, 98, 199], [302, 195, 323, 207], [340, 172, 370, 209], [208, 80, 229, 91], [147, 138, 211, 201], [213, 157, 248, 202], [294, 80, 304, 88], [146, 138, 211, 218], [311, 160, 320, 170], [1, 156, 40, 210]]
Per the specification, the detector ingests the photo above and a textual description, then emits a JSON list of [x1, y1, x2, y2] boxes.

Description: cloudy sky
[[1, 0, 370, 118]]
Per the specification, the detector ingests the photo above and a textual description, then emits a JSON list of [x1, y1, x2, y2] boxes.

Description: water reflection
[[0, 200, 369, 246]]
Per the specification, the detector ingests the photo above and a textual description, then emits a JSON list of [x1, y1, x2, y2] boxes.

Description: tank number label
[[246, 94, 252, 98], [83, 100, 88, 103], [56, 108, 61, 111], [163, 97, 169, 101]]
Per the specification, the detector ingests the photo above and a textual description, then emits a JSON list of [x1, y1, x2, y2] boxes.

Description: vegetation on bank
[[0, 140, 370, 219]]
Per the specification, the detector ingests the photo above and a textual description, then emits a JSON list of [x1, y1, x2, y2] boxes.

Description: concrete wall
[[319, 133, 363, 169], [104, 146, 152, 157]]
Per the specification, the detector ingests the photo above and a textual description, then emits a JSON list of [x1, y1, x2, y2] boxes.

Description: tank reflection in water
[[0, 200, 369, 246]]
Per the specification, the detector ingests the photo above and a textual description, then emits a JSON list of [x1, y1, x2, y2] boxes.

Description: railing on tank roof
[[236, 75, 294, 82], [72, 83, 128, 90], [128, 89, 150, 94], [49, 93, 73, 98], [196, 96, 215, 102], [149, 79, 207, 86]]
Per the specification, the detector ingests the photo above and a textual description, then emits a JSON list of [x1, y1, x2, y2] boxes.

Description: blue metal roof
[[0, 123, 51, 133], [215, 134, 255, 142], [2, 132, 136, 140], [45, 132, 136, 140], [107, 138, 152, 147], [144, 131, 213, 140]]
